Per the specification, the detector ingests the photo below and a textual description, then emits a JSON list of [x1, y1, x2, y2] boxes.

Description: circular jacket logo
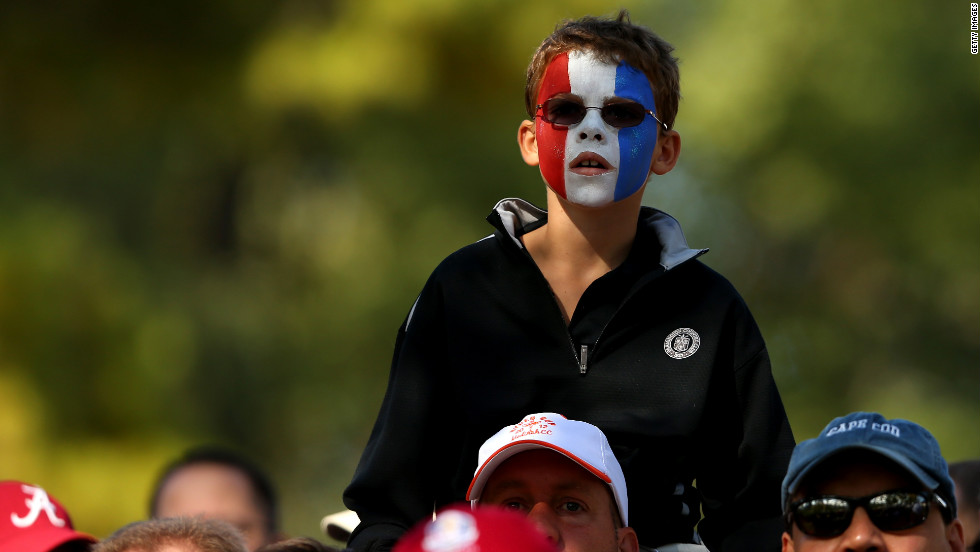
[[664, 328, 700, 359]]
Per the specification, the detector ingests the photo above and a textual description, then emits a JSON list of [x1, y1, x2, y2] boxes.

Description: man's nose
[[525, 502, 562, 547], [837, 507, 886, 552]]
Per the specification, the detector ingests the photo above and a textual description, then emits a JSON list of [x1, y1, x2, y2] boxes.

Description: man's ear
[[650, 129, 681, 175], [518, 120, 539, 166], [781, 531, 795, 552], [946, 519, 967, 552], [616, 527, 639, 552]]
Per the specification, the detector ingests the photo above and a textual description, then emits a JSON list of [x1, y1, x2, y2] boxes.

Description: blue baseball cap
[[781, 412, 956, 517]]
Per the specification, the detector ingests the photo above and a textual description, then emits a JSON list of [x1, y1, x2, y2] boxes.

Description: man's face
[[782, 458, 965, 552], [534, 49, 660, 207], [477, 450, 634, 552], [154, 463, 271, 551]]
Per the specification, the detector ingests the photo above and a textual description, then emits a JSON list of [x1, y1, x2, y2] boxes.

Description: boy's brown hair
[[524, 10, 680, 130]]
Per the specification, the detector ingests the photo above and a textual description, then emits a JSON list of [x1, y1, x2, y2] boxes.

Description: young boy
[[343, 11, 795, 552]]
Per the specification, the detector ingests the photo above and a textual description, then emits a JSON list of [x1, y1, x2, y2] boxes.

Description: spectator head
[[466, 413, 635, 552], [781, 412, 965, 552], [149, 447, 279, 551], [523, 10, 680, 130], [94, 517, 247, 552]]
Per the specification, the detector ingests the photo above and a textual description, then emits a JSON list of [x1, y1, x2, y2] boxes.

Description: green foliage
[[0, 0, 976, 542]]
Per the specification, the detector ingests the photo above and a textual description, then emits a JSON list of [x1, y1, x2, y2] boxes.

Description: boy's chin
[[559, 176, 639, 208]]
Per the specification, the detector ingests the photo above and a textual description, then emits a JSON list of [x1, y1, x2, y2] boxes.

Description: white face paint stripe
[[564, 51, 622, 207], [568, 50, 618, 102]]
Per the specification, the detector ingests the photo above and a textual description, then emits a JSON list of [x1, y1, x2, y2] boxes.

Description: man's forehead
[[163, 463, 254, 494], [483, 476, 595, 497], [157, 463, 265, 519]]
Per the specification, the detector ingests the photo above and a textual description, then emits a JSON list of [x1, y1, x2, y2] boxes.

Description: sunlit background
[[1, 0, 977, 545]]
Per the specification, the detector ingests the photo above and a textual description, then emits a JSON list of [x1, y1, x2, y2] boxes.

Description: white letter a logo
[[10, 485, 66, 528]]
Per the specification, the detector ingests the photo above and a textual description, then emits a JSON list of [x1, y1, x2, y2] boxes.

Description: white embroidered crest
[[664, 328, 700, 359], [10, 484, 66, 528]]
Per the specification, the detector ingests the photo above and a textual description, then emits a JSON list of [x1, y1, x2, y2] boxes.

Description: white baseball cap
[[465, 413, 628, 525]]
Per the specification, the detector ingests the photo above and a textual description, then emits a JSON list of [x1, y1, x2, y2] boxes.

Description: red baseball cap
[[0, 481, 96, 552], [393, 504, 557, 552]]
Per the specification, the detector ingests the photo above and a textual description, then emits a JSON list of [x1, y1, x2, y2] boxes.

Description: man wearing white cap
[[467, 413, 706, 552]]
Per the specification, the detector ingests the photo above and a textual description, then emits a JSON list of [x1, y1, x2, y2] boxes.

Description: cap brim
[[0, 527, 96, 552], [466, 440, 611, 502], [785, 443, 942, 503]]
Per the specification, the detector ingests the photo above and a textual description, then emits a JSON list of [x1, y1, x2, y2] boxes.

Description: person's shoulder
[[668, 259, 755, 310], [423, 197, 539, 285], [678, 258, 735, 287], [430, 233, 510, 277]]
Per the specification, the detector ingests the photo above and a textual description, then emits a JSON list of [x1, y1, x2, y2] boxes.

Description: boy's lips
[[568, 152, 614, 176]]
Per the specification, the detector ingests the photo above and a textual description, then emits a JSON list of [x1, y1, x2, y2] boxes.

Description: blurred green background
[[1, 0, 977, 543]]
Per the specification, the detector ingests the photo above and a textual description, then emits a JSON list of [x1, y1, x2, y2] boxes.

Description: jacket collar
[[487, 197, 707, 271]]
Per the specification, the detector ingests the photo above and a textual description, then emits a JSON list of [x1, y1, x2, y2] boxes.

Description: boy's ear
[[650, 129, 681, 175], [518, 120, 539, 166]]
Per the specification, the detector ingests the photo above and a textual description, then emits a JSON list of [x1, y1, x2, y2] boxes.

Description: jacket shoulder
[[428, 234, 511, 279], [664, 259, 762, 330]]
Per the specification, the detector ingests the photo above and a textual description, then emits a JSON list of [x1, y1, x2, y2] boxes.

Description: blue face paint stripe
[[614, 61, 659, 201]]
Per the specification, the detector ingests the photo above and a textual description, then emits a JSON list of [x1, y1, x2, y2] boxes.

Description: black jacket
[[344, 198, 795, 552]]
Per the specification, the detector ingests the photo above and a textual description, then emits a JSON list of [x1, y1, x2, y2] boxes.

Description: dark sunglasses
[[786, 490, 950, 538], [535, 98, 667, 131]]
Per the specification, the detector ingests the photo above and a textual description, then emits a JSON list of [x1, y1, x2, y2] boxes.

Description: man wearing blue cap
[[780, 412, 966, 552]]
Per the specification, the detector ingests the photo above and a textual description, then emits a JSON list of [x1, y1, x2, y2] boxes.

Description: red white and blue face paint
[[535, 50, 660, 207]]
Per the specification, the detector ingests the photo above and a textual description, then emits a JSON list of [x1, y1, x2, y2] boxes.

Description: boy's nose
[[576, 109, 607, 142]]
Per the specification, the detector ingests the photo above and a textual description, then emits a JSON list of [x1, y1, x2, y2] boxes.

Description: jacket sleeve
[[695, 299, 795, 552], [342, 273, 464, 552]]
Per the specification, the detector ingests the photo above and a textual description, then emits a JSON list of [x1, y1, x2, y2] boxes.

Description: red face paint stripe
[[535, 53, 570, 199]]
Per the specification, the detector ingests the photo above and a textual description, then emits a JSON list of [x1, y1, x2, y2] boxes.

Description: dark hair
[[255, 537, 342, 552], [149, 446, 280, 535], [524, 10, 680, 129]]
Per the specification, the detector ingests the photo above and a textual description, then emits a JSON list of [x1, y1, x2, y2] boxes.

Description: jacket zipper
[[524, 258, 648, 377], [575, 269, 669, 375], [579, 344, 589, 374], [511, 221, 676, 377]]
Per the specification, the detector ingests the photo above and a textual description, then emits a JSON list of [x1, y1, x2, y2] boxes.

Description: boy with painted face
[[529, 49, 664, 208], [344, 11, 795, 552]]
